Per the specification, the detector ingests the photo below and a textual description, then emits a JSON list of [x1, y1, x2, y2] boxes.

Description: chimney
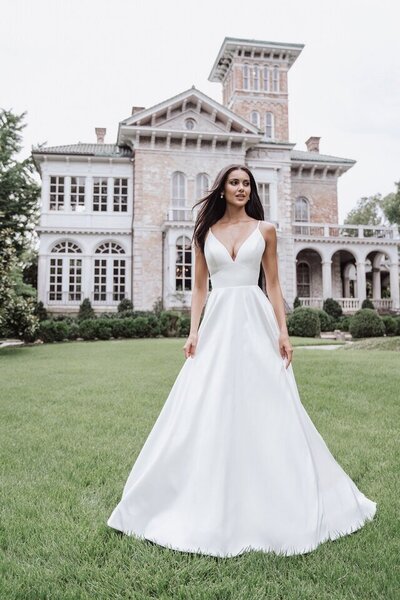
[[95, 128, 106, 144], [305, 136, 320, 152], [131, 106, 145, 115]]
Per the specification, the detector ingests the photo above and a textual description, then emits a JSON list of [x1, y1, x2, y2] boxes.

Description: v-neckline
[[209, 220, 261, 263]]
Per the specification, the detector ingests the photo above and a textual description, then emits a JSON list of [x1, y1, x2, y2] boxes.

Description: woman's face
[[223, 169, 251, 206]]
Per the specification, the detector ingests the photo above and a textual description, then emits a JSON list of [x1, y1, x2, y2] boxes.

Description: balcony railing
[[91, 292, 124, 305], [293, 222, 399, 240], [47, 291, 82, 304], [167, 207, 197, 222], [298, 297, 393, 312]]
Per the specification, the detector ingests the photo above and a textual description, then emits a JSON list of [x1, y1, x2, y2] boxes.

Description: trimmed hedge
[[349, 309, 385, 339], [361, 298, 375, 310], [312, 309, 335, 332], [381, 316, 397, 336], [287, 307, 321, 338], [322, 298, 343, 319]]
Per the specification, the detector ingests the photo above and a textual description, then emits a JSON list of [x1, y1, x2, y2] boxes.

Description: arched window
[[196, 173, 209, 200], [272, 66, 279, 92], [251, 111, 260, 128], [175, 236, 192, 291], [295, 197, 310, 234], [263, 66, 269, 91], [93, 242, 126, 304], [253, 65, 259, 90], [265, 112, 274, 139], [171, 172, 186, 207], [243, 64, 249, 90], [49, 241, 82, 303], [297, 262, 311, 298]]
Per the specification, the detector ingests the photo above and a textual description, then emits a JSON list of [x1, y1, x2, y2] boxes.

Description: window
[[253, 65, 259, 90], [113, 178, 128, 212], [243, 64, 249, 89], [258, 183, 270, 219], [49, 241, 82, 303], [272, 66, 279, 92], [263, 66, 269, 91], [93, 177, 108, 211], [93, 242, 126, 303], [171, 172, 186, 207], [251, 111, 260, 128], [70, 177, 85, 211], [265, 112, 274, 139], [294, 197, 310, 234], [175, 236, 192, 291], [196, 173, 209, 199], [49, 176, 65, 210], [297, 262, 311, 297]]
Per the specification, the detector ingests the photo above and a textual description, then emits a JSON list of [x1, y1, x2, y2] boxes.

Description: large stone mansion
[[32, 36, 400, 314]]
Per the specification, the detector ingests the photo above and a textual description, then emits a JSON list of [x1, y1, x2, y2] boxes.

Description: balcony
[[298, 297, 393, 313], [292, 222, 399, 241]]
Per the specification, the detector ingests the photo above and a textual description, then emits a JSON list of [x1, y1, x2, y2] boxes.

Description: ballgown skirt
[[107, 221, 377, 557]]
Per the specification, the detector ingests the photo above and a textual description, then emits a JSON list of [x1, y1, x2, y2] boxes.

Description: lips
[[236, 195, 245, 198]]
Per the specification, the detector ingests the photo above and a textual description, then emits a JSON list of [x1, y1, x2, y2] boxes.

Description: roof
[[290, 150, 356, 165], [32, 143, 132, 158]]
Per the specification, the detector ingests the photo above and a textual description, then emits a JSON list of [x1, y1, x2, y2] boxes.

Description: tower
[[208, 37, 304, 143]]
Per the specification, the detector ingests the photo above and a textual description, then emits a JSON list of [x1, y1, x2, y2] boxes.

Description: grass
[[289, 336, 345, 346], [0, 339, 399, 600]]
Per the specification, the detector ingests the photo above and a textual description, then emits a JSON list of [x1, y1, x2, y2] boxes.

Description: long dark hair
[[191, 164, 266, 290]]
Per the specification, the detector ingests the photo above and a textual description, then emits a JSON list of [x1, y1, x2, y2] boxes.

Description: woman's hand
[[183, 332, 198, 359], [279, 332, 293, 368]]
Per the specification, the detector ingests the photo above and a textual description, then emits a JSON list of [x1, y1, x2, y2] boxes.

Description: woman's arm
[[260, 222, 293, 368], [183, 240, 209, 358]]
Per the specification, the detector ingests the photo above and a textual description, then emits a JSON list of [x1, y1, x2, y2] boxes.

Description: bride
[[107, 164, 377, 557]]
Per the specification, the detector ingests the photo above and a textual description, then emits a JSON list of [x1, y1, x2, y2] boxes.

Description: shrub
[[38, 320, 69, 343], [335, 315, 352, 331], [293, 296, 301, 309], [95, 319, 112, 340], [33, 301, 48, 321], [322, 298, 343, 319], [117, 298, 133, 312], [312, 309, 335, 332], [4, 297, 39, 342], [177, 315, 190, 337], [394, 317, 400, 336], [159, 311, 181, 337], [67, 322, 80, 340], [381, 316, 397, 336], [78, 298, 95, 321], [349, 309, 385, 339], [287, 307, 321, 338], [79, 319, 97, 340], [132, 317, 151, 338], [361, 298, 375, 310], [146, 315, 161, 337]]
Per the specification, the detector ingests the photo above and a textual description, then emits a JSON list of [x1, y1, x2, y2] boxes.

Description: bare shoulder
[[259, 220, 277, 242]]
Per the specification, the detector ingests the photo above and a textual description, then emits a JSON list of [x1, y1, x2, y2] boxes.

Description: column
[[64, 176, 71, 211], [389, 261, 400, 310], [322, 260, 332, 299], [356, 261, 367, 304], [372, 267, 382, 300]]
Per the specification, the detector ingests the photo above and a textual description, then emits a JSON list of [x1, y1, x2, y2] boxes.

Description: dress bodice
[[204, 220, 265, 288]]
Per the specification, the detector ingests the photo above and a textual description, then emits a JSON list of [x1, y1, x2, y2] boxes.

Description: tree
[[0, 109, 41, 259], [344, 194, 383, 226], [381, 181, 400, 226]]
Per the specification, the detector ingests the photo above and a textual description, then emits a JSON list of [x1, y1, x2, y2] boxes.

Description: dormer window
[[185, 118, 196, 130]]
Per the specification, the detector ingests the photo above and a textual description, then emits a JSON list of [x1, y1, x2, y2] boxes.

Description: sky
[[1, 0, 399, 222]]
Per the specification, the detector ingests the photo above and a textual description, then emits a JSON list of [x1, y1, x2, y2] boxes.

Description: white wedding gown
[[107, 220, 377, 557]]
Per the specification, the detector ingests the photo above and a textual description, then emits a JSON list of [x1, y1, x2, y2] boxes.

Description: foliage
[[293, 296, 301, 309], [381, 181, 400, 226], [159, 310, 181, 337], [177, 315, 190, 337], [78, 298, 95, 321], [117, 298, 133, 313], [0, 109, 41, 258], [381, 316, 397, 336], [287, 307, 321, 338], [349, 309, 385, 339], [311, 309, 335, 332], [361, 298, 375, 310], [322, 298, 343, 319], [38, 320, 69, 343], [344, 194, 383, 227], [334, 315, 352, 332], [33, 301, 48, 321]]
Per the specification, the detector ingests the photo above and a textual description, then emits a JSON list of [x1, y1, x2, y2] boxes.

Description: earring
[[220, 193, 224, 198]]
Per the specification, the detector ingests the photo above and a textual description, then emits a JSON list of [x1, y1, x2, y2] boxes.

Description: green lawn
[[1, 339, 398, 600]]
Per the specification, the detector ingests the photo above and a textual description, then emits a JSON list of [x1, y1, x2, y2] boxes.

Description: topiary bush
[[322, 298, 343, 320], [312, 309, 335, 332], [287, 307, 321, 338], [361, 298, 375, 310], [38, 320, 69, 342], [67, 321, 80, 340], [293, 296, 301, 309], [334, 315, 352, 331], [394, 317, 400, 336], [94, 319, 112, 340], [159, 311, 181, 337], [78, 298, 95, 321], [349, 309, 385, 339], [381, 316, 397, 336], [33, 301, 48, 322], [79, 319, 97, 340], [117, 298, 133, 313]]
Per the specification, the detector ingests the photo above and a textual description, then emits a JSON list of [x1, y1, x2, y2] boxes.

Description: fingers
[[182, 342, 196, 359]]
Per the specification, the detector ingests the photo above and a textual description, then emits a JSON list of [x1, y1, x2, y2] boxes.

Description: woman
[[107, 164, 376, 557]]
